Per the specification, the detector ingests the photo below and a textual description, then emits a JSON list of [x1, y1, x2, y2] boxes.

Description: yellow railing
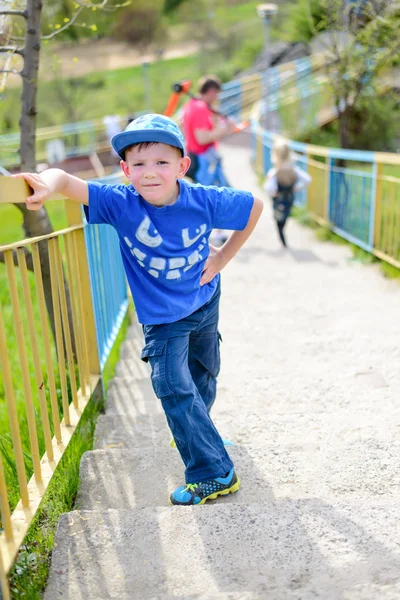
[[252, 108, 400, 270], [0, 178, 103, 599]]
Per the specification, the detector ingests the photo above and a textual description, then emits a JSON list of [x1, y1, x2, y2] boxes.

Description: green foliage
[[231, 37, 263, 73], [113, 0, 166, 48], [345, 94, 399, 152], [279, 0, 327, 43], [291, 205, 319, 228], [163, 0, 189, 13], [300, 121, 340, 147], [41, 0, 127, 41], [0, 40, 262, 134], [300, 94, 399, 153]]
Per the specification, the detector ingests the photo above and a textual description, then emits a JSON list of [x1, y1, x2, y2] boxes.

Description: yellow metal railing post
[[48, 238, 71, 425], [54, 239, 78, 409], [0, 455, 12, 541], [4, 251, 42, 484], [64, 234, 88, 397], [31, 244, 62, 442], [65, 200, 101, 377], [0, 308, 29, 507], [17, 249, 54, 461], [374, 163, 383, 251], [0, 549, 10, 600]]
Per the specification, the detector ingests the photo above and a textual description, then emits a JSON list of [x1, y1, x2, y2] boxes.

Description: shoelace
[[185, 483, 201, 492]]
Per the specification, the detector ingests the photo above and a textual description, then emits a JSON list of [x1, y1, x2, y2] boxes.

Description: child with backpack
[[264, 138, 311, 247]]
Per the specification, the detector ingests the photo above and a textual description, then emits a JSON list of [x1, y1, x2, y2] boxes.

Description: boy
[[15, 113, 263, 506]]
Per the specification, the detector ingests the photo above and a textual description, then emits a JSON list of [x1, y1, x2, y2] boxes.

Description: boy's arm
[[14, 169, 89, 210], [200, 196, 263, 286]]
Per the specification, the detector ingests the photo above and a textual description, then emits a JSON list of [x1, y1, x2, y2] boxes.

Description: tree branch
[[0, 68, 23, 77], [0, 46, 24, 56], [0, 9, 27, 18], [41, 6, 84, 40]]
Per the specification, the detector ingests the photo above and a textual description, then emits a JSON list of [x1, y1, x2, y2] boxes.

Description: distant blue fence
[[253, 121, 400, 267]]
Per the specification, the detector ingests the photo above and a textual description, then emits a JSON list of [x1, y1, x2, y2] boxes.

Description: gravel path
[[217, 138, 400, 470], [207, 139, 400, 596]]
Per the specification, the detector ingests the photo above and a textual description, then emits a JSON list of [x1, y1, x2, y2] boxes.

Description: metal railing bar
[[0, 224, 83, 253], [48, 238, 70, 426], [0, 308, 29, 508], [16, 249, 54, 461], [31, 244, 62, 443], [64, 234, 87, 397], [0, 374, 99, 577], [71, 231, 91, 388], [4, 250, 43, 484], [54, 238, 78, 409]]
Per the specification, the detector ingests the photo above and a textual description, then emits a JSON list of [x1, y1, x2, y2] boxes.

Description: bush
[[113, 1, 165, 48], [279, 0, 327, 43], [347, 94, 400, 152], [231, 38, 263, 73]]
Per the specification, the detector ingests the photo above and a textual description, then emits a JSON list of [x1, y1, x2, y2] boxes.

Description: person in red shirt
[[182, 75, 237, 186]]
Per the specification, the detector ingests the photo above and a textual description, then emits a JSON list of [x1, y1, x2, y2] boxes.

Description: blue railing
[[83, 173, 129, 370], [252, 116, 400, 268]]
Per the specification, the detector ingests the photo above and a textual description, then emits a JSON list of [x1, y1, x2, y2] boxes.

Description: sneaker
[[169, 468, 240, 506], [170, 437, 234, 449]]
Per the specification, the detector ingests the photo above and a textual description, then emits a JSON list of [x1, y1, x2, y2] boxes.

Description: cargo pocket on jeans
[[141, 339, 172, 398], [191, 331, 221, 378]]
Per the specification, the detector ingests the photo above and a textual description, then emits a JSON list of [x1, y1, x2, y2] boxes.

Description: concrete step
[[77, 440, 400, 510], [45, 499, 400, 600], [104, 376, 160, 416], [94, 414, 170, 451], [112, 319, 148, 379], [114, 357, 149, 379], [212, 406, 400, 447], [214, 377, 400, 417], [95, 392, 400, 459]]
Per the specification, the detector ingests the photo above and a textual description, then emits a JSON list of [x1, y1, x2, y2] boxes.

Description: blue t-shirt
[[84, 179, 254, 324]]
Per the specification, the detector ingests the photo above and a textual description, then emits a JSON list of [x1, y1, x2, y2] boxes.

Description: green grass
[[7, 309, 131, 599], [0, 35, 263, 137], [0, 203, 68, 246]]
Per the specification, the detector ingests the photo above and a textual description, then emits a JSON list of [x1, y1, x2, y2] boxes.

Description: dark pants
[[276, 218, 288, 247], [141, 280, 233, 484], [273, 195, 293, 248]]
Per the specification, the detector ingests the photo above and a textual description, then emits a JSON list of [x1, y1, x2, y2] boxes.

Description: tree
[[0, 0, 112, 339], [324, 0, 400, 149], [285, 0, 400, 149]]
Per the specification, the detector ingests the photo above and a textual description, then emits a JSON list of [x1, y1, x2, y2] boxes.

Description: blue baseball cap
[[111, 113, 185, 159]]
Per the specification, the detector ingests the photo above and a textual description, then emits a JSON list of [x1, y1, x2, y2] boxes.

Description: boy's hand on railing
[[200, 244, 227, 286], [13, 173, 50, 210]]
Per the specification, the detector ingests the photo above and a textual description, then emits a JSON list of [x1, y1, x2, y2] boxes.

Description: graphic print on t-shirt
[[124, 216, 207, 280]]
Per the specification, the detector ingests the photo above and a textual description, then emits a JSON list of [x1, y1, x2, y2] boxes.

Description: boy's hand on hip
[[200, 245, 227, 286]]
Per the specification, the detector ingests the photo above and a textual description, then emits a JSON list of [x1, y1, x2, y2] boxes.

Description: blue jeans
[[195, 147, 230, 187], [141, 279, 234, 483]]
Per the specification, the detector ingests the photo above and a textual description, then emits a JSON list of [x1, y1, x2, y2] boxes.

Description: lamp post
[[256, 4, 278, 128]]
